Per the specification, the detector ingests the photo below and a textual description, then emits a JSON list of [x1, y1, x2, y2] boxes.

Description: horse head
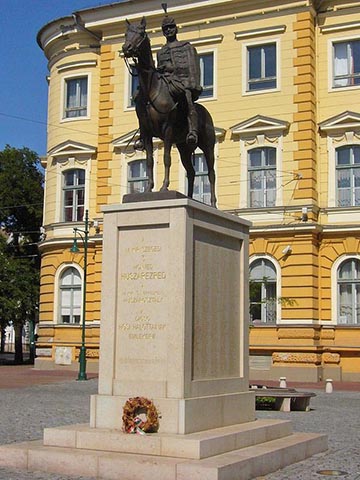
[[122, 17, 147, 59]]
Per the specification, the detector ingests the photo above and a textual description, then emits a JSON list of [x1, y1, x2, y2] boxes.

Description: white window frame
[[329, 36, 360, 91], [332, 255, 360, 325], [178, 143, 218, 200], [197, 48, 217, 100], [242, 38, 280, 96], [335, 145, 360, 207], [186, 152, 212, 205], [53, 159, 91, 225], [119, 148, 159, 199], [327, 134, 360, 209], [62, 168, 86, 222], [239, 135, 283, 210], [124, 63, 140, 110], [127, 159, 149, 194], [249, 255, 281, 324], [248, 147, 277, 208], [54, 264, 83, 325], [61, 73, 91, 122]]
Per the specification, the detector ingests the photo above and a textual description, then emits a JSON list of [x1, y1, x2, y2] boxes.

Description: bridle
[[123, 28, 151, 73], [123, 25, 179, 115]]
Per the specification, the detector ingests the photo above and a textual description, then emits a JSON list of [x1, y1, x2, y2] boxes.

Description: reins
[[124, 28, 179, 115]]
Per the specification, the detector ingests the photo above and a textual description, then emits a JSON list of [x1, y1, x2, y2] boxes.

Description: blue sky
[[0, 1, 111, 157]]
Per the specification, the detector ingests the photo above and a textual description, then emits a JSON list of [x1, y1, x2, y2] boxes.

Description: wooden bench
[[251, 387, 316, 412]]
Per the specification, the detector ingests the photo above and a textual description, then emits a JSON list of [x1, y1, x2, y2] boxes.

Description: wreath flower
[[122, 397, 159, 434]]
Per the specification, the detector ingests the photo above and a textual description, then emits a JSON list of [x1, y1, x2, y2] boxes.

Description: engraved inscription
[[122, 290, 163, 304], [119, 240, 167, 342], [121, 271, 166, 281]]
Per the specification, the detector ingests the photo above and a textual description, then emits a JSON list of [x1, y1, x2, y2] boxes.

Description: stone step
[[0, 431, 327, 480], [177, 432, 327, 480], [43, 418, 293, 459]]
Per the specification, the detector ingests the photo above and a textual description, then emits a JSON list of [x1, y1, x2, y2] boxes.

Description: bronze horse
[[122, 17, 217, 207]]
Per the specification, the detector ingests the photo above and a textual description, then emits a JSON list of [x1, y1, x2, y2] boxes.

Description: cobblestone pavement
[[0, 373, 359, 479]]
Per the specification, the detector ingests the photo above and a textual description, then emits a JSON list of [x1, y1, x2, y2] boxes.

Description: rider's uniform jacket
[[157, 40, 202, 100]]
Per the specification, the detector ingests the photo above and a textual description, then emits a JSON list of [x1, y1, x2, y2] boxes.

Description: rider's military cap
[[162, 15, 176, 29]]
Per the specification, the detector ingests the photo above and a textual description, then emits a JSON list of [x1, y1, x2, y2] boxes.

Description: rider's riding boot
[[185, 89, 199, 146], [134, 138, 144, 150]]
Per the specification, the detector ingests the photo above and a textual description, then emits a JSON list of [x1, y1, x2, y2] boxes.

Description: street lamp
[[70, 209, 89, 381]]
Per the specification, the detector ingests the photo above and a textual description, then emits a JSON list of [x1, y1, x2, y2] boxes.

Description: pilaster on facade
[[96, 44, 115, 214], [293, 10, 318, 203]]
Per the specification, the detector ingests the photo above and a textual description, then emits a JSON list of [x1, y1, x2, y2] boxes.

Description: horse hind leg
[[144, 137, 154, 192], [177, 143, 195, 199], [202, 145, 217, 208], [160, 132, 172, 192]]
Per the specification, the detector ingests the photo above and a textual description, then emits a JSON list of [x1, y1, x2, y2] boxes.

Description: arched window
[[59, 267, 81, 324], [338, 258, 360, 324], [250, 258, 277, 324], [248, 147, 276, 207], [63, 169, 85, 222], [336, 145, 360, 207]]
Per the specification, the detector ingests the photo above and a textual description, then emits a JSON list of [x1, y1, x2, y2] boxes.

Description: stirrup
[[134, 139, 144, 151]]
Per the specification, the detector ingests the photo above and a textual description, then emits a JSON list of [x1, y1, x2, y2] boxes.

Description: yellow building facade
[[36, 0, 360, 381]]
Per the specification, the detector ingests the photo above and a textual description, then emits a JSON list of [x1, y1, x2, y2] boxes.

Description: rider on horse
[[157, 14, 202, 146], [134, 14, 202, 150]]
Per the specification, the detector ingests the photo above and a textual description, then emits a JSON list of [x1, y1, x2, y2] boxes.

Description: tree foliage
[[0, 146, 43, 362], [0, 145, 43, 243]]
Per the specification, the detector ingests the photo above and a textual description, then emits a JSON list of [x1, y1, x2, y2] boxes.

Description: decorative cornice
[[231, 115, 290, 136], [319, 111, 360, 133], [48, 140, 97, 158], [234, 25, 286, 40], [57, 60, 97, 72], [320, 21, 360, 34]]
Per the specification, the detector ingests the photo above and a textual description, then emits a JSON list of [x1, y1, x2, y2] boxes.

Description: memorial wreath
[[122, 396, 159, 434]]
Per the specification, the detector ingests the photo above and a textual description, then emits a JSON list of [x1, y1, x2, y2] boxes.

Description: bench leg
[[293, 397, 311, 411], [281, 397, 291, 412]]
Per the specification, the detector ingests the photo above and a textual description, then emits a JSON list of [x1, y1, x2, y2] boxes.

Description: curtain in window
[[337, 169, 351, 207], [338, 259, 360, 324], [66, 78, 87, 117], [59, 268, 81, 324], [334, 43, 349, 87], [128, 160, 148, 193], [199, 53, 214, 98], [250, 258, 277, 324], [190, 153, 211, 205], [63, 169, 85, 222], [248, 148, 276, 207]]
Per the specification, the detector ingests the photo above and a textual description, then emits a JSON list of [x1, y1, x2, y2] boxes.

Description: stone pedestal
[[91, 197, 254, 434], [0, 196, 327, 480]]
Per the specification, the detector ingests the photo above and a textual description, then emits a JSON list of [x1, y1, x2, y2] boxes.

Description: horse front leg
[[208, 168, 217, 207], [144, 137, 154, 192], [160, 135, 172, 192]]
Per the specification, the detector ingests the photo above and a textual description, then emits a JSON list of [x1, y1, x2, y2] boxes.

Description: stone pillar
[[90, 196, 255, 434]]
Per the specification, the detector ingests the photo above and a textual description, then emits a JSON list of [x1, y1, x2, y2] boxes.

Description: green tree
[[0, 146, 43, 363]]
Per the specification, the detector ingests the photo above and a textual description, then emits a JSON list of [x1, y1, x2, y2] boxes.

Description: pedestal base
[[90, 391, 255, 434], [0, 419, 327, 480]]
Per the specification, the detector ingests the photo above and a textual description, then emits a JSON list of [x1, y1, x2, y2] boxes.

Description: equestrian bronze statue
[[122, 16, 217, 207]]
